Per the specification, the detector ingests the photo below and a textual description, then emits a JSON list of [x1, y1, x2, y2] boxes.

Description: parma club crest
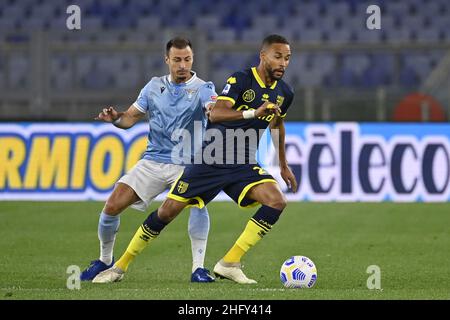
[[177, 181, 189, 194]]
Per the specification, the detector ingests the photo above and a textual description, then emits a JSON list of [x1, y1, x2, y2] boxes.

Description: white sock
[[98, 211, 120, 265], [188, 207, 210, 273]]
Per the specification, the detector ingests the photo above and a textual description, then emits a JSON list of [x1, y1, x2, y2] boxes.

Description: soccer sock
[[188, 206, 210, 272], [115, 210, 167, 272], [98, 212, 120, 265], [223, 205, 282, 263]]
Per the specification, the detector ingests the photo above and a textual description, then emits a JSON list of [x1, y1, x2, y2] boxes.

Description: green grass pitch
[[1, 201, 449, 300]]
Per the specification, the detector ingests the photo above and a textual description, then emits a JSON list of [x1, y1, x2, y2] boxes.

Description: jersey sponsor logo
[[221, 84, 231, 94], [242, 89, 256, 103], [177, 180, 189, 194]]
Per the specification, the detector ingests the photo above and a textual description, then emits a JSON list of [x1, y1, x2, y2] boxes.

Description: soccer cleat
[[213, 259, 257, 284], [191, 268, 215, 283], [92, 266, 125, 283], [80, 259, 114, 281]]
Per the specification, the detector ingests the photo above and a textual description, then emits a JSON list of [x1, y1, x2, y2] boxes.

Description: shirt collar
[[168, 71, 197, 86]]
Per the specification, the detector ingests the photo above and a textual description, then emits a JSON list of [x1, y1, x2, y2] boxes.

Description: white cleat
[[92, 266, 125, 283], [213, 259, 257, 284]]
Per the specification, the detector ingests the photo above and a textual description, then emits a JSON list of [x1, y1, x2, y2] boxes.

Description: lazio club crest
[[185, 89, 197, 100], [177, 181, 189, 194]]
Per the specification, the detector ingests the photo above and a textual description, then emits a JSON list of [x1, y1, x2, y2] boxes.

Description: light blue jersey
[[133, 72, 217, 164]]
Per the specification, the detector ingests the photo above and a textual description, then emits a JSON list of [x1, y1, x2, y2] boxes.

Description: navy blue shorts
[[168, 163, 277, 208]]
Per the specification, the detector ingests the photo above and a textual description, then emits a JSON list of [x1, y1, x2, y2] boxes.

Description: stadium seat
[[194, 15, 220, 30], [251, 15, 279, 34], [207, 29, 237, 44], [136, 17, 161, 31], [240, 29, 267, 43], [326, 28, 353, 44], [415, 28, 442, 43], [8, 55, 29, 89], [298, 29, 324, 44], [354, 28, 383, 44], [50, 56, 72, 90], [343, 54, 370, 77]]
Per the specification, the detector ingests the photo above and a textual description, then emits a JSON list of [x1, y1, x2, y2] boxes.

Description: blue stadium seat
[[326, 28, 353, 44], [339, 67, 358, 87], [280, 16, 307, 30], [0, 55, 5, 89], [195, 15, 220, 30], [207, 29, 236, 44], [80, 17, 104, 30], [50, 55, 72, 90], [343, 54, 370, 76], [328, 1, 351, 19], [354, 28, 383, 44], [298, 29, 324, 43], [415, 28, 442, 43], [401, 15, 425, 30], [251, 15, 279, 34], [399, 66, 419, 87], [82, 57, 114, 89], [240, 28, 267, 43], [0, 17, 18, 31], [385, 1, 410, 17], [135, 16, 161, 30], [29, 3, 57, 20], [292, 2, 322, 18], [1, 4, 26, 21], [402, 54, 434, 84], [275, 28, 298, 42], [8, 55, 29, 89], [18, 17, 48, 31], [143, 55, 165, 78], [384, 27, 413, 43]]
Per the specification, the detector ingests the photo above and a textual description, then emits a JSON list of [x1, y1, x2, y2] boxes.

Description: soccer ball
[[280, 256, 317, 288]]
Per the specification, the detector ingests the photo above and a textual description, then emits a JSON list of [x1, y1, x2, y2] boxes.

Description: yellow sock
[[115, 251, 135, 272], [223, 219, 271, 263], [115, 224, 159, 272]]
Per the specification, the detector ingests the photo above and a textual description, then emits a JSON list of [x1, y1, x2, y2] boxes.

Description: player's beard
[[176, 70, 189, 82], [267, 66, 285, 81]]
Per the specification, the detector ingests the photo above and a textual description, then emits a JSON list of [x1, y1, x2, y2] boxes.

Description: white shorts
[[117, 159, 184, 212]]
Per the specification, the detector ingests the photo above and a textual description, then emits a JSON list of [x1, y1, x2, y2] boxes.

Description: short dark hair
[[261, 34, 290, 50], [166, 37, 193, 55]]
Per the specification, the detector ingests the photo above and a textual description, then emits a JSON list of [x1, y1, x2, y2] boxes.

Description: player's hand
[[205, 103, 215, 120], [280, 165, 298, 193], [255, 101, 281, 118], [95, 106, 119, 123]]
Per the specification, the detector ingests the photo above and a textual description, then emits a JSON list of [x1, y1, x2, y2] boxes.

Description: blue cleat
[[80, 259, 114, 281], [191, 267, 215, 283]]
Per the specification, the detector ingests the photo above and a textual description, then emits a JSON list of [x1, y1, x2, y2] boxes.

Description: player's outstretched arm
[[209, 100, 281, 123], [270, 116, 298, 192], [95, 105, 145, 129]]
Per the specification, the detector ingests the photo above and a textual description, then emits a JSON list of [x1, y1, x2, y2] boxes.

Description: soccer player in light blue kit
[[81, 37, 216, 283]]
